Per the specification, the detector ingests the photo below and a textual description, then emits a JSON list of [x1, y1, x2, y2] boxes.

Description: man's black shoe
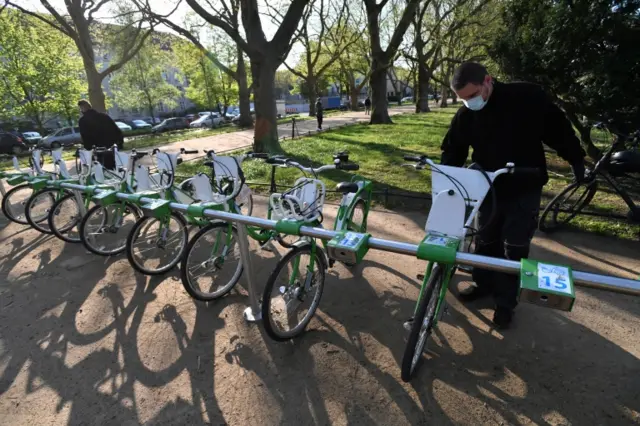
[[492, 307, 513, 329], [458, 284, 491, 303]]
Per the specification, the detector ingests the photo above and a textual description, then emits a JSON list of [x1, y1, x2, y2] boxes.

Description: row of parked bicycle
[[0, 146, 376, 339]]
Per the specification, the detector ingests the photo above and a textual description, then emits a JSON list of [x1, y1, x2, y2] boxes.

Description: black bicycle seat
[[336, 182, 359, 193]]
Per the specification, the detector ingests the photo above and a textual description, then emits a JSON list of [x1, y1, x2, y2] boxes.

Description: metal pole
[[236, 223, 261, 322], [54, 183, 640, 298]]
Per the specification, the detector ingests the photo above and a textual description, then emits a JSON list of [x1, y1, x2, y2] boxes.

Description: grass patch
[[178, 107, 639, 240]]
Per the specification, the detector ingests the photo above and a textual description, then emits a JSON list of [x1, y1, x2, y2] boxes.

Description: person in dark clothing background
[[316, 98, 323, 130], [364, 97, 371, 115], [439, 62, 585, 328], [77, 99, 124, 170]]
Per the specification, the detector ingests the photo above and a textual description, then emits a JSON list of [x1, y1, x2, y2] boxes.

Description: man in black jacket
[[316, 98, 324, 130], [77, 99, 124, 170], [440, 62, 585, 328]]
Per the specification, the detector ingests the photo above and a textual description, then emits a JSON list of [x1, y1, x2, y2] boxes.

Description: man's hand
[[571, 161, 586, 183]]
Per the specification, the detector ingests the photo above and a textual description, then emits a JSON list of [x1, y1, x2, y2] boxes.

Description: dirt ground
[[0, 196, 639, 426]]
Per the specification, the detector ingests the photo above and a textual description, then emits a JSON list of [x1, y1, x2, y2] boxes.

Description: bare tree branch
[[6, 1, 75, 37], [185, 0, 251, 53]]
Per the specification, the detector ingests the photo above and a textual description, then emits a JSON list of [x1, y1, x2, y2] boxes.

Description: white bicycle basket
[[270, 177, 325, 222], [427, 165, 496, 238]]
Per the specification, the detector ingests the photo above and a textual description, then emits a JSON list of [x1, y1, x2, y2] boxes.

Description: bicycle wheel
[[347, 199, 367, 232], [80, 202, 142, 256], [126, 212, 189, 275], [401, 264, 444, 382], [181, 222, 243, 301], [25, 188, 59, 234], [261, 243, 326, 341], [48, 193, 93, 243], [237, 193, 253, 216], [539, 180, 598, 232], [1, 184, 33, 224]]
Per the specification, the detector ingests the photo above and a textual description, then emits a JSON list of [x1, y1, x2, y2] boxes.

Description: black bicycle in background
[[539, 126, 640, 232]]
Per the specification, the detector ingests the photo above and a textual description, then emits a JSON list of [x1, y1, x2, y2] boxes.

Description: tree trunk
[[451, 93, 458, 104], [439, 85, 448, 108], [416, 63, 431, 113], [86, 67, 107, 113], [235, 49, 252, 128], [308, 78, 317, 116], [252, 61, 280, 152], [369, 60, 392, 124], [350, 86, 360, 111]]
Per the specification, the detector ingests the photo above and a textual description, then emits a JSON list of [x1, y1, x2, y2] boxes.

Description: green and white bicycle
[[0, 151, 46, 223], [260, 153, 372, 341], [121, 147, 202, 275], [47, 148, 124, 243], [78, 146, 148, 256], [399, 154, 539, 382], [180, 150, 301, 301]]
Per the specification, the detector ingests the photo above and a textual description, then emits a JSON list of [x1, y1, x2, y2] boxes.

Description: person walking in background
[[316, 98, 323, 130], [364, 96, 371, 115], [78, 99, 124, 170]]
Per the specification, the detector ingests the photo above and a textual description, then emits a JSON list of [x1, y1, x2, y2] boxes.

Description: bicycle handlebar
[[403, 154, 427, 163], [511, 167, 541, 177], [337, 162, 359, 171], [247, 152, 269, 159], [181, 149, 199, 155]]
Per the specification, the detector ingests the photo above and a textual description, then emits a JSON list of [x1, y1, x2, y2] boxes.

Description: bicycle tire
[[401, 264, 444, 382], [48, 193, 91, 243], [79, 203, 141, 256], [180, 222, 243, 301], [539, 180, 597, 232], [1, 183, 33, 224], [25, 188, 60, 234], [126, 212, 189, 275], [261, 243, 326, 341]]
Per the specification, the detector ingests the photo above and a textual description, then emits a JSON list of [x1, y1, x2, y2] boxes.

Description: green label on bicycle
[[519, 259, 575, 312], [327, 231, 370, 265], [416, 234, 459, 264]]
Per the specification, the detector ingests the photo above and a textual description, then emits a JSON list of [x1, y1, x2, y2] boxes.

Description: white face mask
[[463, 94, 488, 111], [462, 81, 491, 111]]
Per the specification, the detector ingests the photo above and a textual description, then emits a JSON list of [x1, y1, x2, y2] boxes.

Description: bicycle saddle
[[610, 150, 640, 173], [336, 182, 359, 193]]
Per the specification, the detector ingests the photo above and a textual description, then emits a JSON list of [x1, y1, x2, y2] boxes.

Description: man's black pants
[[471, 188, 542, 310], [317, 114, 323, 129]]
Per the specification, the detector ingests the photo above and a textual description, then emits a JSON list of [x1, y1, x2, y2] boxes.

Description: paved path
[[155, 105, 416, 156], [0, 195, 638, 425]]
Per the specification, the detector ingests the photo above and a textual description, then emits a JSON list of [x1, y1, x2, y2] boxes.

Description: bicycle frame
[[334, 174, 373, 233]]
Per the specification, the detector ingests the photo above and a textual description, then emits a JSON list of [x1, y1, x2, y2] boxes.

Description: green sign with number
[[519, 259, 575, 311]]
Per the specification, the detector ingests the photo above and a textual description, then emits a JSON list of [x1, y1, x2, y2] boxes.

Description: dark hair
[[451, 62, 488, 90], [77, 99, 92, 108]]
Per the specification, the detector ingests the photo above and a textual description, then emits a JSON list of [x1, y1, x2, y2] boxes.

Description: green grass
[[178, 107, 639, 240]]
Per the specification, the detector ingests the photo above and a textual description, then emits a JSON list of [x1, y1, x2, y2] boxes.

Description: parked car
[[152, 117, 190, 133], [21, 131, 43, 145], [190, 113, 225, 128], [131, 119, 152, 130], [142, 116, 162, 125], [40, 126, 82, 148], [115, 121, 133, 132], [185, 114, 196, 123], [0, 132, 28, 155], [401, 96, 414, 103]]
